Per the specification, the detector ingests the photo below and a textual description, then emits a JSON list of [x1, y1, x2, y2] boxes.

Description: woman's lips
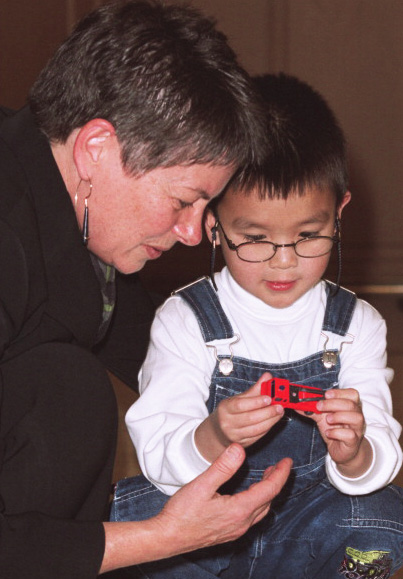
[[266, 280, 296, 291], [144, 245, 164, 259]]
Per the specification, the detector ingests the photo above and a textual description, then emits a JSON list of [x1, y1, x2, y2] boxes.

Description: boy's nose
[[269, 245, 298, 268]]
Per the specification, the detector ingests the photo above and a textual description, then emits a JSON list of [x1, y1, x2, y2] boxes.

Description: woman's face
[[82, 137, 234, 273]]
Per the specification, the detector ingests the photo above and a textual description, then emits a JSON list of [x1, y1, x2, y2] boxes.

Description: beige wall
[[1, 1, 401, 288], [158, 0, 403, 289], [0, 0, 104, 109], [1, 0, 402, 305], [263, 1, 403, 288]]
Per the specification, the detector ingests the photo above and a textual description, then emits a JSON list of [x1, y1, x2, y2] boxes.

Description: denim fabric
[[110, 475, 169, 522], [111, 476, 403, 578], [189, 279, 345, 498], [171, 276, 234, 341], [111, 474, 235, 576], [219, 481, 403, 579], [207, 351, 336, 498], [110, 279, 403, 577]]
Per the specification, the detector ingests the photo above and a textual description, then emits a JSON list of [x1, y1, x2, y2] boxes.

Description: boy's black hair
[[29, 0, 268, 178], [228, 73, 348, 206]]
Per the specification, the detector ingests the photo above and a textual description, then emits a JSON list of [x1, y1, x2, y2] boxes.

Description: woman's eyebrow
[[183, 187, 212, 200]]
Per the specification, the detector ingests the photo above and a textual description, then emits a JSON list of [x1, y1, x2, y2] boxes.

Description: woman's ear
[[205, 209, 220, 245], [73, 118, 116, 181]]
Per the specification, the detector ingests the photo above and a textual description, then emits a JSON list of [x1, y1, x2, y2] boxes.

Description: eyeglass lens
[[237, 237, 335, 262]]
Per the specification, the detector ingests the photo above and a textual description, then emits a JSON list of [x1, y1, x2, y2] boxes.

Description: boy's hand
[[211, 373, 284, 449], [195, 373, 284, 463], [305, 388, 372, 477]]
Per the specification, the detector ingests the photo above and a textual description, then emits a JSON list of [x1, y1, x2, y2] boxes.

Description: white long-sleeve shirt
[[126, 269, 402, 496]]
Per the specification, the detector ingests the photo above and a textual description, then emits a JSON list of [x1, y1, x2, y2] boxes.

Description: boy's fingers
[[317, 398, 360, 413], [325, 388, 360, 404], [241, 373, 273, 398]]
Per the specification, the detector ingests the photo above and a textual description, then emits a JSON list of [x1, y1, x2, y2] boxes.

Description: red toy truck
[[261, 377, 325, 414]]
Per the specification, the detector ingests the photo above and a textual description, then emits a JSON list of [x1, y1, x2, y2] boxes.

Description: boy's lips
[[266, 280, 296, 291]]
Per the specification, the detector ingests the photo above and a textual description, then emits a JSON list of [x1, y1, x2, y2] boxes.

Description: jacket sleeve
[[0, 514, 105, 579], [0, 220, 30, 359], [0, 222, 107, 578]]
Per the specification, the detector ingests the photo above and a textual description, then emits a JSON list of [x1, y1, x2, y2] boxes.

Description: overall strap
[[322, 281, 357, 336], [173, 277, 235, 342]]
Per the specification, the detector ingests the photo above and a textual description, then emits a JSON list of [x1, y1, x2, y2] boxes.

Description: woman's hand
[[101, 444, 292, 573]]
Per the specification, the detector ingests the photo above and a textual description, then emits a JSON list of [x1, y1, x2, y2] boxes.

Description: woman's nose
[[172, 210, 203, 246]]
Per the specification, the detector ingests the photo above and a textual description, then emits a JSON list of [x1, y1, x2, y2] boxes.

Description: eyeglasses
[[216, 219, 339, 263]]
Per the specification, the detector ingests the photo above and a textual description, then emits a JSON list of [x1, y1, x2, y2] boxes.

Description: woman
[[0, 1, 291, 577]]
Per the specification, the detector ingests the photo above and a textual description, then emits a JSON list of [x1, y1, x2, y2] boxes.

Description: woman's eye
[[177, 199, 194, 210]]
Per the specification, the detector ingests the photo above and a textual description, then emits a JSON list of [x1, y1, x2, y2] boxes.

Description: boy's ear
[[205, 210, 221, 245], [72, 118, 116, 181], [337, 190, 351, 219]]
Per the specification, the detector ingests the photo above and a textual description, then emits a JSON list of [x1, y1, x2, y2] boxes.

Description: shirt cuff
[[326, 437, 375, 492], [326, 431, 401, 495]]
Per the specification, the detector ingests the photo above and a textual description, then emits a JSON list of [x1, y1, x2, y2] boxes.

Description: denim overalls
[[111, 278, 403, 579]]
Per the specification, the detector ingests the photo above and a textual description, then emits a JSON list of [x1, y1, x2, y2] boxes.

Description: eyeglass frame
[[214, 215, 340, 263]]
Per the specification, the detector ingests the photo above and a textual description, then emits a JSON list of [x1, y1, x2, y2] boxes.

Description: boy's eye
[[299, 231, 320, 239], [244, 233, 267, 242]]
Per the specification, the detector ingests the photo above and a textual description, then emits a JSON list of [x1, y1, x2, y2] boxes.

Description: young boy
[[112, 74, 403, 578]]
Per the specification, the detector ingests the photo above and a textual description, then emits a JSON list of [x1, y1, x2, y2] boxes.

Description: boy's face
[[206, 185, 350, 309]]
